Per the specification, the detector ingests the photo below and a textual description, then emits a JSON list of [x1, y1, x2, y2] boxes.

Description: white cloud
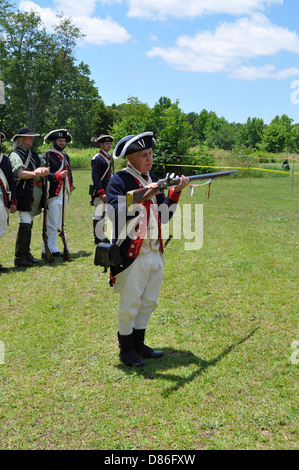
[[127, 0, 283, 20], [53, 0, 98, 18], [147, 13, 299, 79], [19, 0, 130, 45], [231, 65, 299, 80], [19, 1, 57, 30], [77, 15, 130, 45]]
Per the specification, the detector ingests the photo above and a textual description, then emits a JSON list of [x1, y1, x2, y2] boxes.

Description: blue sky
[[18, 0, 299, 124]]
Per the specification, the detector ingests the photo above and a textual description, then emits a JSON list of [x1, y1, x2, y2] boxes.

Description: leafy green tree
[[151, 101, 192, 176], [204, 115, 239, 150], [0, 8, 59, 133], [110, 96, 153, 144], [155, 102, 192, 155], [42, 15, 100, 146], [238, 117, 264, 149], [193, 109, 209, 143], [261, 114, 293, 153], [0, 4, 99, 145], [290, 123, 299, 153], [93, 99, 114, 138]]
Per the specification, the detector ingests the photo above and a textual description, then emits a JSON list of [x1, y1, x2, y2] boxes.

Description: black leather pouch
[[94, 242, 123, 269]]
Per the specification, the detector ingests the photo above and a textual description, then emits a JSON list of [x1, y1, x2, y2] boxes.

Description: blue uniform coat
[[42, 150, 73, 199], [106, 169, 180, 277], [91, 149, 113, 197]]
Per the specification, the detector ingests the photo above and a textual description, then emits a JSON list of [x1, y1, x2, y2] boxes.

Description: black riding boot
[[15, 223, 33, 267], [117, 332, 145, 367], [133, 328, 163, 359], [26, 222, 39, 264]]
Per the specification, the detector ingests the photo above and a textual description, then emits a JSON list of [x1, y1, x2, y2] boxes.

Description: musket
[[126, 170, 237, 207], [59, 178, 70, 261], [42, 152, 54, 263]]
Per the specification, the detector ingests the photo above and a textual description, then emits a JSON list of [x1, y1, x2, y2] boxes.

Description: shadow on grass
[[118, 327, 260, 397], [4, 250, 92, 272], [69, 250, 92, 260]]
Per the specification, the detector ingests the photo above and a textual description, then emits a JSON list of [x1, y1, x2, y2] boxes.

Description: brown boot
[[14, 223, 33, 267], [26, 222, 39, 263]]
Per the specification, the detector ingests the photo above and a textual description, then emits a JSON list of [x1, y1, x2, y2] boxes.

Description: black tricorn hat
[[95, 134, 113, 143], [11, 127, 40, 142], [0, 131, 5, 139], [113, 132, 155, 159], [43, 129, 72, 144]]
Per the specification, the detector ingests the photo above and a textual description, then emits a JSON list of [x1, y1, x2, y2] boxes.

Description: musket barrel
[[167, 170, 237, 186], [127, 170, 237, 207], [186, 170, 237, 182]]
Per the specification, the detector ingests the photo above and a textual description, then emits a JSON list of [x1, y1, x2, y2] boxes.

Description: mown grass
[[0, 169, 298, 450]]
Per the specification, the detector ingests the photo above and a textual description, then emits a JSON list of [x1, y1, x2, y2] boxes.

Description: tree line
[[1, 2, 298, 157]]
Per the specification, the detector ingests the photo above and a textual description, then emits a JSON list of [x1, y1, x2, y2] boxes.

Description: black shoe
[[27, 253, 39, 264], [133, 328, 163, 359], [42, 251, 62, 259], [138, 343, 164, 359], [14, 257, 33, 267], [0, 265, 8, 272]]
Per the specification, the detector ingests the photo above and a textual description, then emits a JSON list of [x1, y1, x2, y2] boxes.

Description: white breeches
[[93, 197, 107, 239], [113, 250, 164, 336], [18, 211, 34, 224], [0, 199, 8, 238], [42, 192, 69, 253]]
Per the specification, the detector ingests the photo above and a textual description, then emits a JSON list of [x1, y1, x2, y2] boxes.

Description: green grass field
[[0, 169, 298, 450]]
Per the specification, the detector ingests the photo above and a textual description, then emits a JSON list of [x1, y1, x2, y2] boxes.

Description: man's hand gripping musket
[[126, 170, 237, 207]]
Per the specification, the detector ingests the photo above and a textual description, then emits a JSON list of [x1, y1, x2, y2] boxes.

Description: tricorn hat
[[11, 127, 40, 142], [43, 129, 72, 144], [0, 131, 5, 139], [113, 132, 155, 159], [95, 134, 113, 143]]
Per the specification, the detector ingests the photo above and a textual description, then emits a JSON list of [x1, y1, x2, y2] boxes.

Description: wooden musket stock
[[126, 170, 237, 207]]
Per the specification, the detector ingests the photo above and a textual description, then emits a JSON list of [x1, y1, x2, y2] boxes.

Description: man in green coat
[[9, 127, 49, 266]]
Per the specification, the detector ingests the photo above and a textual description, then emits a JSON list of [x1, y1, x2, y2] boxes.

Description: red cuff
[[56, 172, 61, 180], [97, 189, 105, 196], [168, 187, 181, 202], [11, 199, 18, 207]]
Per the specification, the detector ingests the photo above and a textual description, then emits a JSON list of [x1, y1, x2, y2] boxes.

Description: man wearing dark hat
[[0, 132, 17, 271], [9, 127, 49, 267], [42, 129, 74, 258], [91, 134, 114, 244], [106, 131, 190, 367]]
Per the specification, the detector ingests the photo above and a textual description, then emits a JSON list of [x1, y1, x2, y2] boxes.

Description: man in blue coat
[[91, 134, 114, 243], [106, 132, 189, 367], [42, 129, 74, 258]]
